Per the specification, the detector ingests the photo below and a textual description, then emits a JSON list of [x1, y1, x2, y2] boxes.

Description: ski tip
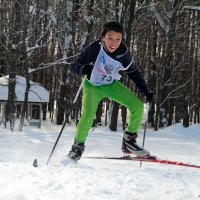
[[33, 158, 38, 167]]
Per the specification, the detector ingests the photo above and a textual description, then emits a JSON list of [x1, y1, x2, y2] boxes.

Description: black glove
[[81, 65, 93, 78], [145, 91, 154, 102]]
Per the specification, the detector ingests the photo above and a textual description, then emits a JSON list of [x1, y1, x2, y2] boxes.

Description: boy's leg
[[108, 81, 144, 133], [108, 81, 149, 157], [75, 80, 103, 144], [68, 80, 104, 161]]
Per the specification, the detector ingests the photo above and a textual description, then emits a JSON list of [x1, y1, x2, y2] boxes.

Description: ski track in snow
[[0, 161, 199, 200], [0, 123, 200, 200]]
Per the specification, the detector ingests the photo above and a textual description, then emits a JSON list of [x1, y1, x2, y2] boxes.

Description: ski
[[33, 156, 200, 169], [33, 158, 75, 167], [83, 155, 200, 169]]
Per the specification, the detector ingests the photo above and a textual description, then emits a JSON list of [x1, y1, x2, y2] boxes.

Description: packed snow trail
[[0, 123, 200, 200]]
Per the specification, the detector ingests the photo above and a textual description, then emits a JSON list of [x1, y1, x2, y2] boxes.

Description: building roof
[[0, 75, 49, 103]]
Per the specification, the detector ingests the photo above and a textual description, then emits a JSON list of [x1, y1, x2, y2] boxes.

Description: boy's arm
[[127, 68, 154, 102], [124, 53, 154, 102], [69, 42, 97, 76]]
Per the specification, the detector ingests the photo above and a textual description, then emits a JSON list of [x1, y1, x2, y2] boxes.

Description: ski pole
[[140, 103, 150, 168], [46, 119, 68, 165], [46, 83, 82, 165], [142, 103, 149, 147], [73, 82, 82, 104]]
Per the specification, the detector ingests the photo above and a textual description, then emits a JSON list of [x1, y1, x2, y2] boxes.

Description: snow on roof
[[0, 75, 49, 103]]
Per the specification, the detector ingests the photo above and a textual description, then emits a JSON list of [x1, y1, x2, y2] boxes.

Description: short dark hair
[[101, 21, 124, 37]]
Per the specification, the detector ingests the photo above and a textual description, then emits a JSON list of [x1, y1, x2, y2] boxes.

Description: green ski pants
[[75, 79, 144, 143]]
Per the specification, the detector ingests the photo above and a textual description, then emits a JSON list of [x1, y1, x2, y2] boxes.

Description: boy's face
[[102, 30, 122, 53]]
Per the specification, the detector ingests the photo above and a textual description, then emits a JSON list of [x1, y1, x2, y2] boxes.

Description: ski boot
[[122, 131, 150, 157], [68, 140, 85, 162]]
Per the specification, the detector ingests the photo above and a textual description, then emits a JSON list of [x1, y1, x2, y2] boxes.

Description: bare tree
[[0, 0, 199, 132]]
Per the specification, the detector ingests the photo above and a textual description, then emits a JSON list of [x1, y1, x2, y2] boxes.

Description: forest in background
[[0, 0, 199, 131]]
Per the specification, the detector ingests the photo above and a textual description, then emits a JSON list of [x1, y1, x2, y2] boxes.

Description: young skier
[[68, 21, 154, 161]]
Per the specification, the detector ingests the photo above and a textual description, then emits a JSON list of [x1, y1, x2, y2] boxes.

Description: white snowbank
[[0, 123, 200, 200]]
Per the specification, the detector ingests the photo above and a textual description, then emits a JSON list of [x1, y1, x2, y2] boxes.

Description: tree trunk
[[95, 100, 103, 126], [109, 101, 119, 131], [57, 71, 67, 125], [121, 106, 127, 130], [18, 75, 30, 131], [57, 0, 74, 125]]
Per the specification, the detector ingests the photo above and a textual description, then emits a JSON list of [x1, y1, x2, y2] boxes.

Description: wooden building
[[0, 75, 49, 128]]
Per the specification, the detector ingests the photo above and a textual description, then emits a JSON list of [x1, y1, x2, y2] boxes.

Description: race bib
[[89, 46, 125, 86]]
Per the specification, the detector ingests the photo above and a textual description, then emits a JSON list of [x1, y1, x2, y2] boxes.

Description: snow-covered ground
[[0, 121, 200, 200]]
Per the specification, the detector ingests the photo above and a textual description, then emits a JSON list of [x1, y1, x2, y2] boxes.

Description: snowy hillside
[[0, 122, 200, 200]]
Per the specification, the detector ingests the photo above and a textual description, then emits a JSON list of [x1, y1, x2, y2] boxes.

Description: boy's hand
[[81, 65, 93, 77]]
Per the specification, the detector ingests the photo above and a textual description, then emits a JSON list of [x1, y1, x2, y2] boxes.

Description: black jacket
[[69, 39, 150, 95]]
